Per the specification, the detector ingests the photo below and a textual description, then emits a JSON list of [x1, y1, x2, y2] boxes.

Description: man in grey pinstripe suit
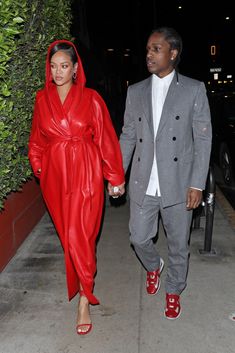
[[116, 27, 212, 319]]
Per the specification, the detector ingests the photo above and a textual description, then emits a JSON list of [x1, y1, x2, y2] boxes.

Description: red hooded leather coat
[[28, 40, 125, 304]]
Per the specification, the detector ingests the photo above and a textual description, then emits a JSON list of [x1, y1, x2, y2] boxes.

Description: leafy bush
[[0, 0, 72, 209]]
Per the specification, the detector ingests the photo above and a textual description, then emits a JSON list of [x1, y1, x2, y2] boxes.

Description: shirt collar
[[152, 70, 175, 87]]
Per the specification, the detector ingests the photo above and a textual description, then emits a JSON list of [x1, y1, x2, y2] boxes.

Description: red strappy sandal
[[76, 291, 92, 335], [76, 323, 92, 335]]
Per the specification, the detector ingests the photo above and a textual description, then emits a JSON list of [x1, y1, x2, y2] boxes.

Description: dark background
[[71, 0, 235, 135], [71, 0, 234, 83]]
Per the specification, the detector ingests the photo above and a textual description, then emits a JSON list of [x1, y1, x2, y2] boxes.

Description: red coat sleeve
[[28, 93, 47, 178], [91, 91, 125, 186]]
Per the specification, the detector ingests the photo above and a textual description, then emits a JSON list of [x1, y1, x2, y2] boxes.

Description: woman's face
[[50, 50, 78, 86]]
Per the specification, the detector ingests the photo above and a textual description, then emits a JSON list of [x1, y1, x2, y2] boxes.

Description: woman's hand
[[107, 182, 125, 198]]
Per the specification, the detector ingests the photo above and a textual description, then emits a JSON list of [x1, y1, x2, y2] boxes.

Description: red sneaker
[[164, 293, 181, 320], [146, 258, 164, 295]]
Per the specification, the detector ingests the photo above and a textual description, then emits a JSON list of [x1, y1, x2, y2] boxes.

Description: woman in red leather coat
[[28, 40, 125, 335]]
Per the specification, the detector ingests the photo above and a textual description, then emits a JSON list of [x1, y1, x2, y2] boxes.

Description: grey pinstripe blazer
[[119, 72, 212, 208]]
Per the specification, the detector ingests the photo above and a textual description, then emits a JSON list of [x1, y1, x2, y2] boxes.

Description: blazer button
[[139, 138, 142, 142], [174, 157, 178, 162], [175, 116, 180, 120], [139, 117, 142, 121], [138, 157, 140, 161], [172, 136, 176, 141]]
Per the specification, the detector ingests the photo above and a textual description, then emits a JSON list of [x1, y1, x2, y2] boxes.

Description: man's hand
[[107, 182, 125, 198], [186, 188, 203, 210]]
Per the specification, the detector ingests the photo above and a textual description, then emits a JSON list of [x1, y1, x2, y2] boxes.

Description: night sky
[[71, 0, 235, 95], [70, 1, 235, 135], [81, 0, 234, 79]]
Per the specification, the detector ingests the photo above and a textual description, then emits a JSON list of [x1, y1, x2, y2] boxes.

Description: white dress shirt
[[146, 71, 175, 196]]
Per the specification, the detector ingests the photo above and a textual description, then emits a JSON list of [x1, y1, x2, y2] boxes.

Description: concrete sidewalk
[[0, 187, 235, 353]]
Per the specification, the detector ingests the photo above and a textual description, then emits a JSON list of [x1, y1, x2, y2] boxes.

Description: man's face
[[146, 32, 177, 78]]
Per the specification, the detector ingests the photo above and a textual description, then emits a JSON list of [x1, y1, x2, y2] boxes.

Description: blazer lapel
[[142, 76, 154, 138]]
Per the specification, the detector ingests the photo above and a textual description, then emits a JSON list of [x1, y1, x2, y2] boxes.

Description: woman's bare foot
[[76, 295, 92, 335]]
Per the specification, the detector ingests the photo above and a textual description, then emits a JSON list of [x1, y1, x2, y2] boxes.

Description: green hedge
[[0, 0, 72, 209]]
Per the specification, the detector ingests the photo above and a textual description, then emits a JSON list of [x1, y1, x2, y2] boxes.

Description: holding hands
[[107, 182, 125, 198]]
